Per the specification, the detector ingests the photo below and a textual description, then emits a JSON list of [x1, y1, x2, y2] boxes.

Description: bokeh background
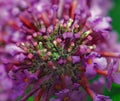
[[27, 0, 120, 101], [110, 0, 120, 40], [104, 0, 120, 100]]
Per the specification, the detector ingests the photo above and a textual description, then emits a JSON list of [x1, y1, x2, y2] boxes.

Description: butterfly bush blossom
[[0, 0, 120, 101]]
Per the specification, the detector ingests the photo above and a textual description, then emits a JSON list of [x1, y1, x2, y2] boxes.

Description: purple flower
[[57, 58, 66, 65], [107, 60, 120, 90], [93, 94, 112, 101], [15, 53, 26, 62], [78, 45, 90, 54], [5, 44, 24, 56], [90, 0, 112, 17], [112, 73, 120, 84], [90, 77, 105, 94], [93, 57, 107, 70], [90, 17, 112, 32], [72, 56, 80, 64], [62, 32, 73, 39], [0, 64, 13, 101], [54, 89, 85, 101], [0, 0, 120, 101]]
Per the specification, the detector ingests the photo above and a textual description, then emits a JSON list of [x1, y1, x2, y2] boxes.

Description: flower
[[62, 32, 73, 39], [72, 56, 80, 64], [107, 60, 120, 90], [0, 65, 13, 101], [0, 0, 120, 101], [93, 94, 112, 101]]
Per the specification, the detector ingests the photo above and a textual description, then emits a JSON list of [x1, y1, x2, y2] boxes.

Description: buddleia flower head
[[0, 0, 120, 101]]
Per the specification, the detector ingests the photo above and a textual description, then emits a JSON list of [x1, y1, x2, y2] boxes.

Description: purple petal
[[5, 44, 24, 56], [62, 32, 73, 39], [93, 94, 111, 101], [93, 57, 107, 70], [85, 65, 96, 77], [72, 56, 80, 64], [74, 33, 80, 39], [112, 73, 120, 84]]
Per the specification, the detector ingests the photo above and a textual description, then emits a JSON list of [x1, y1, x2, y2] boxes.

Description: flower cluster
[[0, 0, 120, 101]]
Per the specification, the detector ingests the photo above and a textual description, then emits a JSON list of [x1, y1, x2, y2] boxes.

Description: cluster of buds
[[0, 0, 120, 101]]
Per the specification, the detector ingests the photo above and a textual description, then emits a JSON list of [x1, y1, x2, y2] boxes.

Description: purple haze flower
[[0, 0, 120, 101], [93, 94, 112, 101]]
